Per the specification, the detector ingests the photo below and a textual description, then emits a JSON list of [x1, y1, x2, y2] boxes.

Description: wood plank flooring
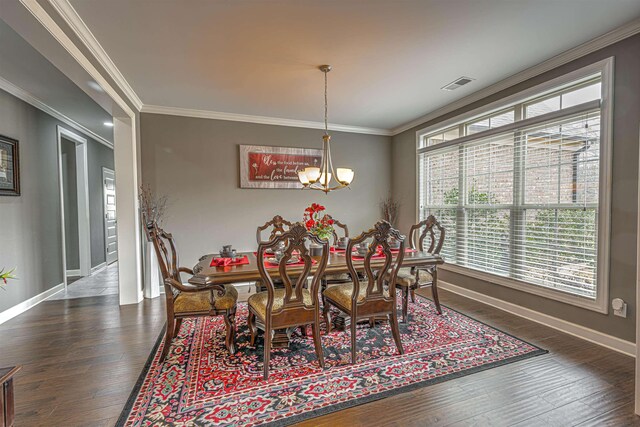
[[0, 285, 638, 426]]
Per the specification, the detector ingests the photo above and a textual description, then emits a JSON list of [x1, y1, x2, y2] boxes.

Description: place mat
[[210, 255, 249, 268]]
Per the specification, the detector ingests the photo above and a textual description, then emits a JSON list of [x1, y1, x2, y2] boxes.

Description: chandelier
[[298, 65, 354, 193]]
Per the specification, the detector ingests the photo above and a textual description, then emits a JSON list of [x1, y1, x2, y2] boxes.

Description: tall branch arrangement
[[139, 184, 168, 228], [380, 196, 400, 226]]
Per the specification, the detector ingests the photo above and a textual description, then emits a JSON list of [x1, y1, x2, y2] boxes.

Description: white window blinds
[[418, 80, 603, 300]]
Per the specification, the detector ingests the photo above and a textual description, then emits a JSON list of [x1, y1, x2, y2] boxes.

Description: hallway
[[49, 263, 119, 300]]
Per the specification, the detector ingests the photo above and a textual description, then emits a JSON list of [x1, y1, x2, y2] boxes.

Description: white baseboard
[[0, 283, 65, 325], [90, 262, 107, 275], [66, 269, 81, 276], [439, 281, 636, 357]]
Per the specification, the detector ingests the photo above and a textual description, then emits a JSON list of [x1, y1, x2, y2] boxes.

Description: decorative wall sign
[[239, 145, 322, 189], [0, 135, 19, 196]]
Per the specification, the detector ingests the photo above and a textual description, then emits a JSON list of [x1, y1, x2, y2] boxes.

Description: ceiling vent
[[442, 76, 474, 91]]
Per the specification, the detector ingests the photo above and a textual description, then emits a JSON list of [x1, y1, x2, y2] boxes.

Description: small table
[[190, 251, 444, 348], [0, 366, 20, 427]]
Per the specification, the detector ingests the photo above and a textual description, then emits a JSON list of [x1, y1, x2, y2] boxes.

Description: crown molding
[[27, 2, 640, 138], [48, 0, 144, 111], [141, 104, 394, 136], [0, 75, 113, 148], [390, 17, 640, 136]]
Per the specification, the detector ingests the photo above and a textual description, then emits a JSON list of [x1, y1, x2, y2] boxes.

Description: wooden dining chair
[[248, 223, 329, 380], [390, 215, 445, 322], [322, 220, 406, 364], [255, 215, 294, 293], [321, 215, 352, 301], [149, 223, 239, 360]]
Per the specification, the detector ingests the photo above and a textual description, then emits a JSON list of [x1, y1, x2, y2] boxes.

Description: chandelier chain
[[324, 70, 328, 134]]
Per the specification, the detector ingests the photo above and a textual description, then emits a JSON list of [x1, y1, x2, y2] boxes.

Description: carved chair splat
[[322, 220, 406, 364], [248, 223, 329, 380]]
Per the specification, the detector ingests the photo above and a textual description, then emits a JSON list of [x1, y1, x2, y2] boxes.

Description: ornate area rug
[[117, 299, 546, 427]]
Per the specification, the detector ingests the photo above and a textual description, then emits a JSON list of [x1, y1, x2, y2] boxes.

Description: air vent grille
[[442, 76, 475, 91]]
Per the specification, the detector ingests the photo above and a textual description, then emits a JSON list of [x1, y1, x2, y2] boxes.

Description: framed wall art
[[0, 135, 20, 196], [239, 144, 322, 189]]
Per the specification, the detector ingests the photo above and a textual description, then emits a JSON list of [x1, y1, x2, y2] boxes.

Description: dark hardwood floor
[[0, 286, 637, 426]]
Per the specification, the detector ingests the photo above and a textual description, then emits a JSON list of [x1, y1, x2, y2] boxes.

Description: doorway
[[57, 126, 91, 290], [103, 167, 118, 264]]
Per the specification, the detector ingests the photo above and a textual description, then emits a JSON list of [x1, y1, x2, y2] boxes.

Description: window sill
[[440, 263, 608, 314]]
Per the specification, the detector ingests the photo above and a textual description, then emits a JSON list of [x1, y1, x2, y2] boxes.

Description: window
[[417, 60, 612, 312]]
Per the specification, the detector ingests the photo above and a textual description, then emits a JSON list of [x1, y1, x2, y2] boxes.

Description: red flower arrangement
[[303, 203, 335, 240]]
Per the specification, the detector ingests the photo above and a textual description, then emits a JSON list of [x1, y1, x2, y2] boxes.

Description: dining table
[[189, 249, 444, 348]]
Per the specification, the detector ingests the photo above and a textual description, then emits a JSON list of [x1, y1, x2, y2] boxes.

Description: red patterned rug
[[117, 299, 546, 426]]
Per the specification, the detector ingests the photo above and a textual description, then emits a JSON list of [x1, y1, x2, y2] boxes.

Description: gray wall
[[0, 87, 113, 313], [60, 137, 79, 271], [391, 34, 640, 342], [140, 113, 392, 265], [88, 140, 114, 267]]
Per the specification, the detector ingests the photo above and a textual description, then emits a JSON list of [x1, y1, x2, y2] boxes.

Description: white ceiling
[[68, 0, 640, 132]]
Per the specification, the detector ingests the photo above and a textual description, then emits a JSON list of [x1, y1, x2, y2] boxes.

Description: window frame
[[415, 57, 614, 313]]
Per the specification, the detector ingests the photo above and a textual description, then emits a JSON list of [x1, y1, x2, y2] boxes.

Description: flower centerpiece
[[303, 203, 334, 255], [0, 268, 16, 290]]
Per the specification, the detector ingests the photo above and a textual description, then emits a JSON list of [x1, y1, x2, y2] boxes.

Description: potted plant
[[0, 268, 16, 290], [303, 203, 334, 256]]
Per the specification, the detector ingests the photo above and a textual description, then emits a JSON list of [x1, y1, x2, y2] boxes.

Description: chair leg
[[173, 318, 183, 337], [432, 269, 442, 315], [223, 310, 236, 354], [248, 310, 257, 347], [321, 279, 327, 307], [311, 322, 325, 369], [389, 312, 404, 355], [350, 316, 358, 364], [402, 286, 409, 323], [323, 301, 332, 333], [410, 288, 416, 303], [263, 329, 271, 380], [161, 317, 175, 362]]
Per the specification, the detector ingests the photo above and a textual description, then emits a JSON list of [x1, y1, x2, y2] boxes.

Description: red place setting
[[210, 255, 250, 268]]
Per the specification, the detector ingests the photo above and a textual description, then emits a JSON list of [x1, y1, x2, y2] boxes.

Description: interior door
[[103, 168, 118, 264]]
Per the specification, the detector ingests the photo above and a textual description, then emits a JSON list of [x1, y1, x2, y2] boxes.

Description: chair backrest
[[148, 223, 180, 293], [408, 215, 445, 254], [257, 223, 329, 317], [327, 215, 349, 244], [256, 215, 294, 243], [345, 220, 405, 308]]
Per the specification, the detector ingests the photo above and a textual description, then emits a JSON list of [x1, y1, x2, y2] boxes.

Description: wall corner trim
[[0, 283, 64, 325], [440, 281, 636, 357], [390, 17, 640, 135]]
